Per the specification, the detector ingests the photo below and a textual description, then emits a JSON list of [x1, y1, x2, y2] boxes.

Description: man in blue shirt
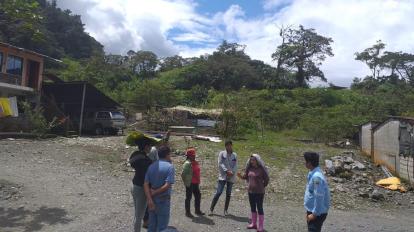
[[303, 152, 330, 232], [144, 145, 175, 232]]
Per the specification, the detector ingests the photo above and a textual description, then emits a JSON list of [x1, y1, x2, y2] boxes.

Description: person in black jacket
[[130, 137, 154, 232]]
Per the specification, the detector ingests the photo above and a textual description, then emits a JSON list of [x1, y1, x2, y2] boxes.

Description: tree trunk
[[296, 65, 305, 87]]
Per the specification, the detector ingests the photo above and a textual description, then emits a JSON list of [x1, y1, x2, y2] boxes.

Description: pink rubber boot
[[247, 212, 257, 229], [257, 214, 264, 232]]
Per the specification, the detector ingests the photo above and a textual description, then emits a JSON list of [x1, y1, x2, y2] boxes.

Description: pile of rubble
[[325, 152, 413, 206]]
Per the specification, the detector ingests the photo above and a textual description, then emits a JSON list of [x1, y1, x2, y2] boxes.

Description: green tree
[[272, 25, 334, 87], [0, 0, 44, 46], [159, 55, 185, 72], [355, 40, 386, 79], [128, 50, 158, 77]]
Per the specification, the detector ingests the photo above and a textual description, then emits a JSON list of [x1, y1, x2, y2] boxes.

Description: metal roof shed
[[42, 81, 121, 135]]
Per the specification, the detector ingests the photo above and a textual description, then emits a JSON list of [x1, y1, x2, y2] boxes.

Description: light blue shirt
[[145, 160, 175, 199], [304, 167, 330, 216]]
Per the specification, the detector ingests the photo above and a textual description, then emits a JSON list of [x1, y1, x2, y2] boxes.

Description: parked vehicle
[[83, 110, 126, 135]]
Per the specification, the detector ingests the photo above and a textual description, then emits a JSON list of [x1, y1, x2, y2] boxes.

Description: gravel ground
[[1, 137, 414, 232]]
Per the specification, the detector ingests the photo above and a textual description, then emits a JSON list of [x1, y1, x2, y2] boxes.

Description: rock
[[370, 190, 385, 201], [333, 160, 344, 174], [325, 160, 335, 175], [410, 200, 414, 204], [344, 164, 352, 171], [336, 185, 346, 193], [359, 192, 369, 198], [344, 156, 354, 164], [352, 161, 366, 170], [331, 177, 345, 183]]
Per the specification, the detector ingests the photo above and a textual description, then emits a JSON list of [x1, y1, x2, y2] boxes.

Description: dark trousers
[[307, 211, 327, 232], [143, 207, 149, 222], [185, 183, 202, 212], [248, 193, 264, 215]]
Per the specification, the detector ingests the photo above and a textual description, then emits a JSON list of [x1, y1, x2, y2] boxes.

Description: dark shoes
[[142, 220, 148, 228], [186, 212, 195, 218], [195, 210, 205, 216]]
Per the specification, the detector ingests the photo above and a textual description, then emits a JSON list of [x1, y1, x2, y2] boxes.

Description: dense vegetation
[[1, 0, 414, 140]]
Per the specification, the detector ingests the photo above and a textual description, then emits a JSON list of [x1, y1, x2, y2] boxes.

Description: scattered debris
[[325, 152, 414, 208], [381, 166, 393, 178], [192, 135, 222, 143], [327, 139, 353, 148]]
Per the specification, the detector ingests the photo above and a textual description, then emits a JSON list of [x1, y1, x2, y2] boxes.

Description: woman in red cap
[[181, 147, 204, 217]]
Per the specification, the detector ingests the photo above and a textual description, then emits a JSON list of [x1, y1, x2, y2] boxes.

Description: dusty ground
[[1, 136, 414, 232]]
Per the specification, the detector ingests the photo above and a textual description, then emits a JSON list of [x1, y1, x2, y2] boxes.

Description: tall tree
[[355, 40, 386, 79], [129, 50, 158, 78], [159, 55, 185, 72], [272, 25, 334, 87]]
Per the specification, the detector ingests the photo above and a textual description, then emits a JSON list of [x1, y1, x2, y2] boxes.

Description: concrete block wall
[[361, 123, 373, 156], [373, 120, 400, 172], [399, 156, 414, 185]]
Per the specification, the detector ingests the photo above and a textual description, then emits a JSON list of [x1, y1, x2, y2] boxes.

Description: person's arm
[[218, 152, 229, 172], [308, 177, 325, 220], [151, 165, 175, 196], [263, 168, 269, 187], [144, 167, 155, 210], [181, 161, 192, 187]]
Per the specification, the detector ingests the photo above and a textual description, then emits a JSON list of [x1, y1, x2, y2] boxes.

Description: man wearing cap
[[210, 140, 238, 216], [144, 145, 175, 232], [303, 152, 330, 232], [181, 148, 204, 218]]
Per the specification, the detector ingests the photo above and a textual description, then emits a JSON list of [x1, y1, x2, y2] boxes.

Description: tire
[[94, 125, 103, 135], [109, 128, 119, 136]]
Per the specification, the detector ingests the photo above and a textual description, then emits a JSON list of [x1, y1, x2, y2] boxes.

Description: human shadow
[[192, 215, 215, 225], [0, 206, 72, 231], [210, 213, 249, 223]]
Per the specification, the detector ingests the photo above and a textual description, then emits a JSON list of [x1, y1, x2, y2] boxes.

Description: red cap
[[186, 148, 196, 158]]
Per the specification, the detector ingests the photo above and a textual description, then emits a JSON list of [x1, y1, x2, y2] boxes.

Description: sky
[[56, 0, 414, 86]]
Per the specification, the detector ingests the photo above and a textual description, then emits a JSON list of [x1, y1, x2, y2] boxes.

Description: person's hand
[[150, 188, 157, 196], [226, 170, 233, 177], [307, 213, 316, 222], [236, 172, 243, 179], [148, 200, 156, 211]]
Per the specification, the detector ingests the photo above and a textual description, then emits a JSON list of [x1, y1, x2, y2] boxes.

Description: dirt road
[[1, 137, 414, 232]]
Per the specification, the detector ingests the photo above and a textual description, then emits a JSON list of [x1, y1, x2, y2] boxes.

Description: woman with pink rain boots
[[237, 154, 269, 232]]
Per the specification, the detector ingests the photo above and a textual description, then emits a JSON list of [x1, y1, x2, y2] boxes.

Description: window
[[111, 111, 125, 119], [6, 55, 23, 76], [96, 112, 110, 119], [0, 52, 3, 71]]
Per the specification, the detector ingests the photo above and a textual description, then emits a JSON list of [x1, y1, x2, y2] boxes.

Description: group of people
[[128, 132, 331, 232]]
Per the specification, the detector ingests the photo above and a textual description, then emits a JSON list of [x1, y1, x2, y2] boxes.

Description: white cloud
[[57, 0, 414, 86], [263, 0, 292, 10]]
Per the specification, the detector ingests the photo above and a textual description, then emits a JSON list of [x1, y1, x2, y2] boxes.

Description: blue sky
[[57, 0, 414, 87]]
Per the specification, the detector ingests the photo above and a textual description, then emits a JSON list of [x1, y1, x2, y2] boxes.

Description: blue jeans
[[215, 180, 233, 197], [148, 197, 171, 232], [210, 180, 233, 211]]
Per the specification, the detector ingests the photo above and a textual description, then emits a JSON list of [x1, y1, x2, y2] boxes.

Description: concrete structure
[[361, 117, 414, 185], [360, 122, 377, 157]]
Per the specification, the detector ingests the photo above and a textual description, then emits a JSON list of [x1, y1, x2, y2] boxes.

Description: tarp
[[376, 177, 407, 192]]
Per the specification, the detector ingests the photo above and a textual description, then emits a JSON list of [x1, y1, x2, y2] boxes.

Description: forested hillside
[[1, 0, 414, 141]]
